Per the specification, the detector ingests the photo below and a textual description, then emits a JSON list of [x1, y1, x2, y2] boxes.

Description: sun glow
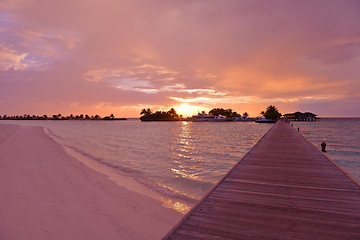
[[174, 103, 202, 117]]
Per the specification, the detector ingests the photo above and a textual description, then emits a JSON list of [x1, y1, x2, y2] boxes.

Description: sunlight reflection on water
[[3, 119, 271, 210], [4, 118, 359, 212]]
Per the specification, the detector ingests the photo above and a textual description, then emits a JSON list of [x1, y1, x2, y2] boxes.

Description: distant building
[[283, 111, 319, 121]]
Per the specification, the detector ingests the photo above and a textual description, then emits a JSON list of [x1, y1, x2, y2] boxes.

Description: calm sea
[[291, 118, 360, 182], [3, 118, 359, 212]]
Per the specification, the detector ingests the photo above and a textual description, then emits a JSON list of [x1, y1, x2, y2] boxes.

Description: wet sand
[[0, 123, 182, 240]]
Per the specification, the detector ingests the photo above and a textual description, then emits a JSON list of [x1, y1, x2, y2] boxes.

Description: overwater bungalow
[[283, 111, 319, 121]]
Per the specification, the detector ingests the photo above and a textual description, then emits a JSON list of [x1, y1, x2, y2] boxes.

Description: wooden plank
[[163, 120, 360, 239], [211, 187, 360, 206], [218, 181, 360, 201], [191, 204, 360, 227], [187, 212, 360, 238]]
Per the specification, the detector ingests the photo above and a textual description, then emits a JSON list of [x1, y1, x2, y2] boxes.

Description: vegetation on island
[[140, 108, 181, 121], [139, 107, 252, 121], [0, 113, 126, 120], [261, 105, 282, 120], [208, 108, 242, 118]]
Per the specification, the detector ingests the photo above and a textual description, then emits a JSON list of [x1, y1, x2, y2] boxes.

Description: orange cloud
[[0, 45, 28, 70], [0, 0, 360, 117]]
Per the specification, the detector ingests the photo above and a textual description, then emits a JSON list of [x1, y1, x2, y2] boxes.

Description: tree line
[[209, 106, 280, 120], [208, 108, 249, 118], [140, 105, 281, 121], [140, 108, 180, 121], [0, 113, 126, 120], [1, 105, 282, 121]]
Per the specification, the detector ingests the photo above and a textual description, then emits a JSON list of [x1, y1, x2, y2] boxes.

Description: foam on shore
[[43, 127, 195, 214], [0, 123, 182, 240]]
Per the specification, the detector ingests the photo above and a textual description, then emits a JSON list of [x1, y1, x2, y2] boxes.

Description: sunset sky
[[1, 0, 359, 117]]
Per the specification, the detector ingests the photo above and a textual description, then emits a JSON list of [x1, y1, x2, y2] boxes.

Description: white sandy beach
[[0, 124, 182, 240]]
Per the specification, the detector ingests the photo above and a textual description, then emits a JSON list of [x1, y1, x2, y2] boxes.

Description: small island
[[0, 113, 127, 121], [140, 108, 182, 121], [140, 105, 285, 122], [140, 107, 246, 121]]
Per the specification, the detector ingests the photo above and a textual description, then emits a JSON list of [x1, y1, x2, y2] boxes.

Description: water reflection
[[161, 198, 191, 214], [9, 120, 273, 212], [170, 122, 201, 181]]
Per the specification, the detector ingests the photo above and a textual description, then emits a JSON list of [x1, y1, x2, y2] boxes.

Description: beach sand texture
[[0, 124, 182, 240]]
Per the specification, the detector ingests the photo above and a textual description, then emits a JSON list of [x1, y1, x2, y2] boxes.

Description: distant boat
[[233, 116, 255, 122], [213, 116, 229, 122], [255, 116, 277, 123], [192, 113, 229, 122]]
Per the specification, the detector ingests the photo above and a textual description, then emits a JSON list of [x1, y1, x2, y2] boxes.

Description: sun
[[174, 103, 201, 117]]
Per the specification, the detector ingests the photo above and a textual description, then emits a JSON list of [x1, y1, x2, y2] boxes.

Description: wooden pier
[[164, 120, 360, 239]]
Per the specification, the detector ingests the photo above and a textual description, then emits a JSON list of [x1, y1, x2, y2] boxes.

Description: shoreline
[[0, 123, 182, 239], [45, 127, 193, 214]]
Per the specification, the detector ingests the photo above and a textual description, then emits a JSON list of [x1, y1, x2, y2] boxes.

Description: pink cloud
[[0, 45, 28, 70], [0, 0, 360, 117]]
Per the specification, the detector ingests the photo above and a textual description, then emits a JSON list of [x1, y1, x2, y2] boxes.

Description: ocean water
[[2, 118, 359, 212], [292, 118, 360, 182], [2, 120, 270, 210]]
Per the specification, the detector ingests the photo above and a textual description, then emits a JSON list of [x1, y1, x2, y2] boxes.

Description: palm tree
[[261, 105, 281, 120], [140, 108, 152, 116], [168, 108, 178, 118], [209, 108, 239, 118]]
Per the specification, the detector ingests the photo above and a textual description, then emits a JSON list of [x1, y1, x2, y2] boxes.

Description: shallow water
[[2, 118, 359, 211], [2, 120, 270, 206]]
